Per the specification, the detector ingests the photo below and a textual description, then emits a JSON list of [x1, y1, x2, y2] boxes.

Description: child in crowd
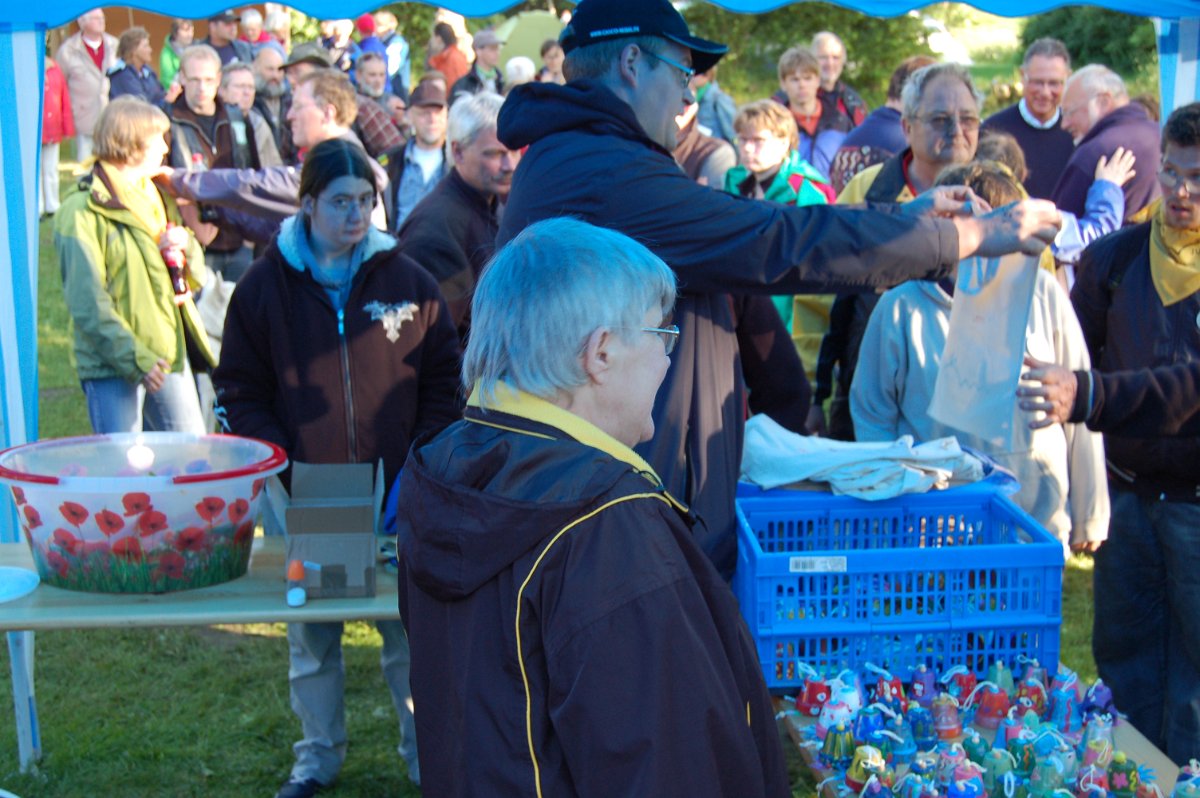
[[770, 46, 851, 179], [724, 100, 832, 374], [851, 161, 1110, 555]]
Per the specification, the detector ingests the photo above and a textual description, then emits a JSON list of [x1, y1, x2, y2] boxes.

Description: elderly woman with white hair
[[394, 217, 790, 797]]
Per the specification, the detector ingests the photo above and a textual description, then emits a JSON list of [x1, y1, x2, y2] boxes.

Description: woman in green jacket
[[54, 95, 214, 434]]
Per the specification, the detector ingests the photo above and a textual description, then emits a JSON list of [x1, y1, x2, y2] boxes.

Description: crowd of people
[[42, 0, 1200, 794]]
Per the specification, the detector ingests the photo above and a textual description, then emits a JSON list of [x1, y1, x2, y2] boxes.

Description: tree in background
[[1022, 8, 1156, 78], [682, 3, 934, 106]]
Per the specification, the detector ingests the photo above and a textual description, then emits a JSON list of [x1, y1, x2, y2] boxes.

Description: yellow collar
[[467, 383, 666, 488]]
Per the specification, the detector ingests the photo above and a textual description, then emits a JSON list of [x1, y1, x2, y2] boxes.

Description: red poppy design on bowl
[[195, 496, 226, 522], [152, 551, 186, 580], [45, 550, 70, 578], [174, 526, 208, 553], [23, 505, 42, 529], [111, 537, 143, 561], [227, 498, 250, 525], [122, 492, 151, 516], [251, 478, 265, 499], [51, 528, 83, 556], [82, 540, 110, 557], [95, 509, 125, 537], [12, 487, 25, 505], [234, 521, 254, 545], [137, 510, 168, 537], [59, 501, 89, 527]]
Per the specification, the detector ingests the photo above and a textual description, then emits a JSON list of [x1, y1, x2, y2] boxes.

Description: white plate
[[0, 567, 39, 603]]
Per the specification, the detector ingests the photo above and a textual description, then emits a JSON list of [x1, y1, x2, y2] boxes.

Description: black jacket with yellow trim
[[396, 390, 789, 798]]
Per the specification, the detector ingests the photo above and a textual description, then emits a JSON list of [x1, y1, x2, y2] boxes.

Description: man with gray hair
[[1053, 63, 1161, 219], [812, 30, 867, 128], [815, 61, 985, 440], [982, 38, 1076, 199], [55, 8, 119, 162], [399, 92, 520, 340], [498, 0, 1063, 580]]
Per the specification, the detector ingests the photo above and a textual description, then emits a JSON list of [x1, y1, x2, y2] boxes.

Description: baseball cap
[[355, 13, 375, 35], [473, 30, 504, 49], [409, 82, 447, 108], [208, 10, 240, 23], [284, 41, 333, 69], [559, 0, 727, 74]]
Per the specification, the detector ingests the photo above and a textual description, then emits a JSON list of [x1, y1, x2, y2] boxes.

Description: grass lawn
[[0, 156, 1097, 797]]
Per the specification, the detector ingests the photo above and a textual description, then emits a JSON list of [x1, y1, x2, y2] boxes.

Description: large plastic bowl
[[0, 432, 287, 594]]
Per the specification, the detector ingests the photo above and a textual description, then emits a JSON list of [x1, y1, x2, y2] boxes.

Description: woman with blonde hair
[[55, 96, 212, 434]]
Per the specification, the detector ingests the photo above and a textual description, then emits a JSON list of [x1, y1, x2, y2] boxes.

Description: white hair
[[464, 218, 677, 402], [240, 8, 262, 27], [447, 91, 504, 149], [264, 10, 290, 33], [505, 56, 536, 87], [811, 31, 845, 54], [1067, 64, 1128, 103]]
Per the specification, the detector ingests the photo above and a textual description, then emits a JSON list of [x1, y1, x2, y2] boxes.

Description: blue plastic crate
[[733, 490, 1063, 690]]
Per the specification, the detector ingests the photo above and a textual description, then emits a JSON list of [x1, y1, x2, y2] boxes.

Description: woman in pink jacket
[[42, 55, 76, 217]]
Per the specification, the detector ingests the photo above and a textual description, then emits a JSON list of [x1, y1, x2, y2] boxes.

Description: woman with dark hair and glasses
[[213, 137, 461, 798]]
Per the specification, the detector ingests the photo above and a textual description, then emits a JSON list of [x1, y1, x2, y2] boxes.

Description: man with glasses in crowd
[[982, 38, 1076, 199], [1054, 63, 1161, 219], [813, 61, 985, 440], [497, 0, 1063, 581], [1068, 101, 1200, 767]]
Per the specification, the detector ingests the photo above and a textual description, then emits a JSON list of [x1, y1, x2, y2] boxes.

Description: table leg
[[7, 631, 40, 773]]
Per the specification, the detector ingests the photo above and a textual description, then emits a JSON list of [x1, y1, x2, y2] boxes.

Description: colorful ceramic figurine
[[1018, 677, 1049, 718], [909, 705, 938, 752], [821, 721, 857, 771], [969, 680, 1012, 730], [1080, 679, 1118, 722], [963, 728, 990, 764], [796, 662, 833, 717], [847, 745, 890, 792], [941, 665, 977, 700], [817, 697, 854, 740], [988, 660, 1017, 698], [912, 664, 938, 709], [1107, 752, 1139, 798], [932, 693, 963, 740]]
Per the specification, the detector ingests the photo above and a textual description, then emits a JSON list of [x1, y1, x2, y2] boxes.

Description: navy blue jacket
[[396, 398, 790, 797], [1072, 222, 1200, 494], [1052, 103, 1161, 219], [108, 62, 166, 107], [496, 79, 960, 578]]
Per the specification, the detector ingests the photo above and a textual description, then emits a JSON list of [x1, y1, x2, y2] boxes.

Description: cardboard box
[[270, 462, 384, 599]]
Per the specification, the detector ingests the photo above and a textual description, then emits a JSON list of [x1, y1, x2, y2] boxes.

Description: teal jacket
[[55, 165, 214, 383], [723, 151, 833, 326]]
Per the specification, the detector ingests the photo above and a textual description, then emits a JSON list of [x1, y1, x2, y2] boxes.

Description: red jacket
[[43, 62, 76, 144]]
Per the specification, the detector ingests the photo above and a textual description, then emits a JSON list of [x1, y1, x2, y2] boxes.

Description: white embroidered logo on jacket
[[364, 301, 419, 342]]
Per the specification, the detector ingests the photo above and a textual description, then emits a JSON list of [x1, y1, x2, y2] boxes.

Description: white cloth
[[929, 253, 1038, 449], [850, 272, 1110, 546], [740, 414, 984, 498]]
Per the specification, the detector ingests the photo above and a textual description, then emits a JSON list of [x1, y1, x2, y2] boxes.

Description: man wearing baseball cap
[[202, 10, 252, 66], [496, 0, 1063, 586], [448, 28, 504, 103]]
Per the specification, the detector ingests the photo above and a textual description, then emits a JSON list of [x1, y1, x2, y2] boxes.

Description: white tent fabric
[[0, 0, 1197, 774]]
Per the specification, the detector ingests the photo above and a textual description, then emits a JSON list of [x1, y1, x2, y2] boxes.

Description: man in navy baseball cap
[[559, 0, 727, 74]]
